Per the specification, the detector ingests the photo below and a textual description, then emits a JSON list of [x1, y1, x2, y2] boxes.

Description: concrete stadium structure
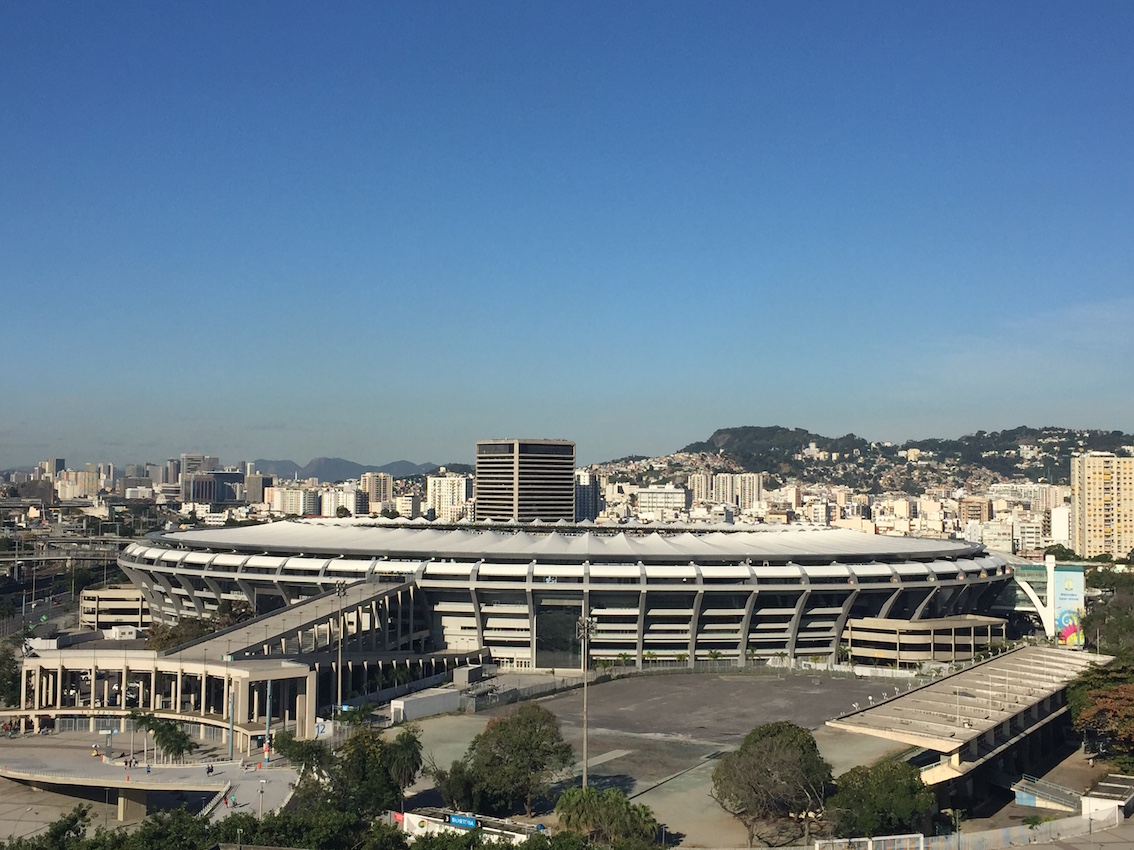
[[118, 520, 1013, 668]]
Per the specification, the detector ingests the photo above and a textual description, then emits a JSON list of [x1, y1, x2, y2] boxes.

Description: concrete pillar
[[252, 684, 260, 723], [149, 670, 157, 711], [199, 672, 207, 717], [56, 665, 63, 708], [89, 665, 97, 708], [235, 677, 247, 726], [223, 673, 231, 721], [33, 664, 42, 710], [117, 786, 147, 821]]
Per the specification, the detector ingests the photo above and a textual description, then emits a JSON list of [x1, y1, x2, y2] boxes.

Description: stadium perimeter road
[[0, 731, 297, 839], [409, 671, 912, 847]]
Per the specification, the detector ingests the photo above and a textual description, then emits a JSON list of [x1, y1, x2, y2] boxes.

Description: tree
[[0, 638, 22, 707], [826, 761, 933, 838], [712, 722, 831, 846], [556, 787, 657, 845], [333, 726, 402, 818], [273, 730, 332, 774], [1069, 663, 1134, 767], [336, 506, 352, 518], [129, 710, 196, 762], [1044, 544, 1079, 562], [466, 703, 574, 816], [384, 724, 424, 805]]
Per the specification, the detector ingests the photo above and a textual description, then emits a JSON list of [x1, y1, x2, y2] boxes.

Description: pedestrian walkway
[[0, 731, 295, 830]]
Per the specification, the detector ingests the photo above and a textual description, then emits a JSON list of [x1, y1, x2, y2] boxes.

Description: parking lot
[[409, 670, 910, 847]]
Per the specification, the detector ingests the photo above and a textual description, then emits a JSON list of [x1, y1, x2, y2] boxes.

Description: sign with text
[[1054, 565, 1085, 648]]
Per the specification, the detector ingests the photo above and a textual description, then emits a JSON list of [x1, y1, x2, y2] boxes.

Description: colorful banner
[[1054, 565, 1085, 648]]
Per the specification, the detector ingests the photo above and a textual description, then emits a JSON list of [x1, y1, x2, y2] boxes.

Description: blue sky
[[2, 2, 1132, 468]]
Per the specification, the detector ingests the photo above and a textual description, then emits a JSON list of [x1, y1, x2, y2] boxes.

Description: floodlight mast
[[576, 614, 596, 788]]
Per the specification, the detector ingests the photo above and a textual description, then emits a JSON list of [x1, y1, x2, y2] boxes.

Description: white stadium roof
[[147, 519, 988, 564]]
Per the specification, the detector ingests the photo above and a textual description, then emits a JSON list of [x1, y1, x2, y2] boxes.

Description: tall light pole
[[576, 613, 596, 789], [335, 582, 346, 722]]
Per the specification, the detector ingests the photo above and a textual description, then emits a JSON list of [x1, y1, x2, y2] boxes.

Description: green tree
[[333, 726, 401, 818], [1044, 544, 1079, 561], [712, 722, 831, 846], [826, 761, 933, 838], [129, 710, 196, 762], [467, 703, 574, 816], [556, 786, 657, 845], [336, 505, 352, 518], [272, 729, 331, 773], [384, 724, 424, 805], [0, 638, 22, 707]]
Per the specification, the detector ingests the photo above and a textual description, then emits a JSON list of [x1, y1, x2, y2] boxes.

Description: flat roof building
[[474, 439, 575, 523]]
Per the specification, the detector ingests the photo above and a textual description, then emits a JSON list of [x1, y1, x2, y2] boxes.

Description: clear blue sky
[[2, 2, 1132, 468]]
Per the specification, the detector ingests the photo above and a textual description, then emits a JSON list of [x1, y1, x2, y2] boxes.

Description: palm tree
[[556, 786, 602, 837], [384, 724, 423, 808], [675, 652, 688, 666], [617, 652, 632, 668], [643, 650, 657, 668], [706, 649, 723, 662]]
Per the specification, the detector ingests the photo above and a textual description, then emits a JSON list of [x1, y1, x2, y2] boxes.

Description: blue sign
[[448, 815, 478, 830]]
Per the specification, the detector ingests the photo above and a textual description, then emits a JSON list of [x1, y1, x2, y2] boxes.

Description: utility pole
[[576, 613, 596, 789], [336, 582, 346, 724]]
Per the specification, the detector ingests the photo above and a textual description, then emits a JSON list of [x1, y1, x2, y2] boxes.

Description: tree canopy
[[826, 761, 933, 838], [1069, 663, 1134, 767], [555, 787, 657, 846], [431, 703, 573, 817], [711, 722, 831, 846]]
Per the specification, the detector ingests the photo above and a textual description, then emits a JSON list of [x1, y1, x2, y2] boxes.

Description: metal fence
[[922, 809, 1121, 850]]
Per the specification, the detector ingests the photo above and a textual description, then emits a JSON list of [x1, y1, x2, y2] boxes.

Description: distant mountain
[[252, 457, 438, 482]]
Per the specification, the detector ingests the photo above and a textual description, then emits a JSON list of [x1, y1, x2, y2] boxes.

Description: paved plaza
[[0, 731, 296, 839], [409, 671, 912, 847]]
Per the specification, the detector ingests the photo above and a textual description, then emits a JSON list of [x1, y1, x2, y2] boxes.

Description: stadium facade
[[119, 520, 1013, 668]]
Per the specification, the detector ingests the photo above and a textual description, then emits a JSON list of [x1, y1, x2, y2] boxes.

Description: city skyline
[[3, 4, 1132, 468]]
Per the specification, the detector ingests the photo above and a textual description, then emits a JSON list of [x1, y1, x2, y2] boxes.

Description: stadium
[[118, 520, 1013, 668]]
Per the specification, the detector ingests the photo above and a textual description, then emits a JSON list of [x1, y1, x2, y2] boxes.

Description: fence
[[922, 809, 1121, 850]]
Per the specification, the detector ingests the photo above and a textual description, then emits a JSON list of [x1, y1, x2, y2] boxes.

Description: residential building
[[360, 472, 394, 506], [427, 473, 472, 522], [574, 471, 603, 522], [1071, 452, 1134, 559]]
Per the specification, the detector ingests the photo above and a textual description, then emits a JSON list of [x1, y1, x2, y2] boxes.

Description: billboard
[[1054, 565, 1085, 648]]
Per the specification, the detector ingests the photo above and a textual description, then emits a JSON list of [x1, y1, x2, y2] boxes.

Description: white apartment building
[[427, 474, 472, 523], [687, 472, 711, 503], [1071, 452, 1134, 559], [395, 494, 421, 519], [712, 473, 737, 506], [636, 485, 691, 518], [737, 473, 764, 511], [320, 484, 366, 517], [269, 486, 320, 516]]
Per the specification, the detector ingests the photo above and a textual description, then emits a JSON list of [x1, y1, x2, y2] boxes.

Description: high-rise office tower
[[475, 439, 576, 522], [1071, 452, 1134, 559]]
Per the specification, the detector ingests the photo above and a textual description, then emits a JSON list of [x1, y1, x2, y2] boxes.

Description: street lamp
[[259, 778, 266, 820], [335, 581, 346, 721], [576, 614, 596, 789]]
